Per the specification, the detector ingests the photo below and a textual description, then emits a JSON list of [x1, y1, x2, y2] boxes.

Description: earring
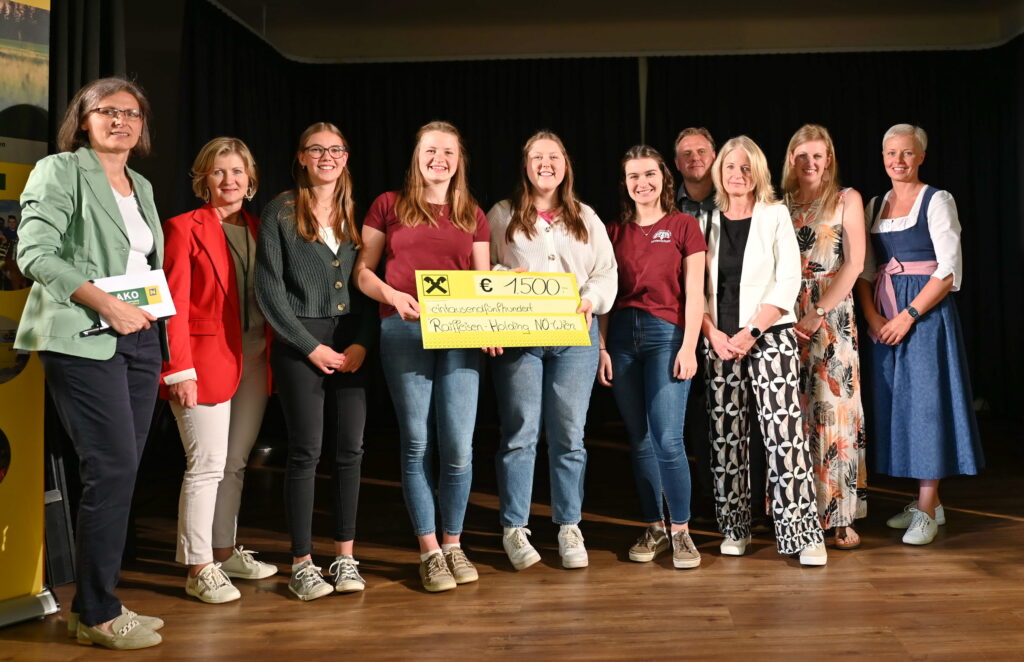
[[202, 188, 210, 203], [245, 183, 255, 201]]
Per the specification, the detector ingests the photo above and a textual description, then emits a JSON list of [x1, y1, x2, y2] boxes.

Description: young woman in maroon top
[[354, 121, 490, 593], [597, 145, 707, 569]]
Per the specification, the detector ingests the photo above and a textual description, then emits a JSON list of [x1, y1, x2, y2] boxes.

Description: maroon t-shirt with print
[[363, 191, 489, 318], [608, 211, 707, 327]]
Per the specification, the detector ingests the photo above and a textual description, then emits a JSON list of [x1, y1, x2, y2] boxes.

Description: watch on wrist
[[815, 306, 826, 317], [746, 324, 762, 339], [906, 306, 920, 320]]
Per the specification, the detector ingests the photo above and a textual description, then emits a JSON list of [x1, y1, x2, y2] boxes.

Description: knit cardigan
[[255, 191, 376, 356]]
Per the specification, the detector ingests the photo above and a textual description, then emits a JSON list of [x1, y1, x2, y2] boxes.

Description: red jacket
[[159, 205, 263, 404]]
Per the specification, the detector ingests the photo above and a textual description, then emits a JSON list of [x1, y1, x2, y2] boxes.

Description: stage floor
[[3, 418, 1023, 661]]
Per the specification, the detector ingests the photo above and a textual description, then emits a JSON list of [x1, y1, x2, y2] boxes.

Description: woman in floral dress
[[781, 124, 867, 549]]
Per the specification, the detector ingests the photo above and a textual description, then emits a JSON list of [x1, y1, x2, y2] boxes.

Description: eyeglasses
[[90, 107, 142, 121], [303, 144, 348, 159]]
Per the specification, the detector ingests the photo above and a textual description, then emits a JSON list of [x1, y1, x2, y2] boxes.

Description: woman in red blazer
[[161, 137, 276, 604]]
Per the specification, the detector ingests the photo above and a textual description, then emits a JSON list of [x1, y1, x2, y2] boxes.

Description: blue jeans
[[380, 314, 482, 537], [607, 308, 693, 525], [492, 324, 599, 527]]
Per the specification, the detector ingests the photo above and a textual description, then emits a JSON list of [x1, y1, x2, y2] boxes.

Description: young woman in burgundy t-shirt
[[597, 145, 707, 569], [354, 121, 489, 593]]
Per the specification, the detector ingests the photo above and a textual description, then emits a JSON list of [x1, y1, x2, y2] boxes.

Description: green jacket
[[14, 147, 163, 359]]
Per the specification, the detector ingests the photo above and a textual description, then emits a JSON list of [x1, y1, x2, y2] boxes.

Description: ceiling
[[214, 0, 1024, 62]]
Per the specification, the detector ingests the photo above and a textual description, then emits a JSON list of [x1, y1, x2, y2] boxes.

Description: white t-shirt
[[112, 187, 153, 274]]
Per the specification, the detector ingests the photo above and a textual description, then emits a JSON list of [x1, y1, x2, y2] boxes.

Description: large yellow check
[[415, 270, 591, 349]]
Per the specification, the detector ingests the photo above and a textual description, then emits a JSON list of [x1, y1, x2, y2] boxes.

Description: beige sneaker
[[629, 527, 670, 562], [420, 552, 457, 593], [76, 612, 161, 650], [672, 530, 702, 569], [219, 546, 277, 579], [443, 547, 479, 584], [68, 606, 163, 638], [185, 563, 242, 604]]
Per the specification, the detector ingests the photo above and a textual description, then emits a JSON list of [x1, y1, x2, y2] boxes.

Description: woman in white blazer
[[699, 135, 825, 566]]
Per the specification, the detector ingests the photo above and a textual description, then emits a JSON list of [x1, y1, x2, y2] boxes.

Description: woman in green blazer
[[14, 77, 165, 651]]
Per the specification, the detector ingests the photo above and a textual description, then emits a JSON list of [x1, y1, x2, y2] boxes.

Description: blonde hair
[[395, 121, 479, 233], [883, 123, 928, 151], [57, 77, 152, 156], [292, 122, 359, 248], [781, 124, 840, 219], [712, 136, 776, 212], [506, 131, 588, 243], [190, 137, 258, 202]]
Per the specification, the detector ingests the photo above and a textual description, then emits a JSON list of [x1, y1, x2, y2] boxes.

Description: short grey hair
[[882, 123, 928, 151]]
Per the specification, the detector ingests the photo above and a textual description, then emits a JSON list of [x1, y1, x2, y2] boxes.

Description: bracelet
[[599, 347, 608, 351]]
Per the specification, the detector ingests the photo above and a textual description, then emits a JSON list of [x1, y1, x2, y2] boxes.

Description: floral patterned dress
[[789, 189, 867, 529]]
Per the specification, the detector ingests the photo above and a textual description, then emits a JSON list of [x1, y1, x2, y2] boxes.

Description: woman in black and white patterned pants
[[699, 136, 825, 565]]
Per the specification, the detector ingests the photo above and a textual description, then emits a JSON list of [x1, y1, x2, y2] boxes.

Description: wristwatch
[[746, 324, 762, 339], [815, 305, 826, 317], [906, 306, 920, 320]]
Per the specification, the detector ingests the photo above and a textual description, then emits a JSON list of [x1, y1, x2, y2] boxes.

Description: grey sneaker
[[185, 563, 241, 604], [672, 530, 702, 569], [902, 510, 938, 545], [288, 560, 333, 601], [629, 527, 670, 562], [887, 501, 946, 529], [443, 547, 479, 584], [76, 612, 161, 650], [419, 552, 457, 593], [68, 606, 163, 638], [503, 527, 542, 570], [557, 524, 589, 569], [329, 555, 366, 593], [219, 546, 277, 579]]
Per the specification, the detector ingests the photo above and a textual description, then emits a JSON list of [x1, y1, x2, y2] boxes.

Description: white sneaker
[[799, 542, 828, 566], [902, 510, 938, 545], [886, 501, 946, 529], [328, 555, 366, 593], [218, 546, 277, 579], [185, 563, 241, 604], [503, 527, 542, 570], [720, 536, 751, 556], [557, 525, 589, 569]]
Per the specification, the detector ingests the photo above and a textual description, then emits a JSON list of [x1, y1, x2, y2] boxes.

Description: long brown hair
[[781, 124, 840, 219], [394, 121, 479, 233], [506, 131, 588, 243], [292, 122, 359, 248], [617, 145, 677, 224]]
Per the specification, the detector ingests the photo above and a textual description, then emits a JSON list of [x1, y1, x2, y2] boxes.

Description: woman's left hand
[[728, 328, 757, 357], [337, 344, 367, 373], [482, 346, 504, 357], [673, 347, 698, 380], [878, 310, 914, 345], [577, 298, 594, 330], [794, 311, 824, 343]]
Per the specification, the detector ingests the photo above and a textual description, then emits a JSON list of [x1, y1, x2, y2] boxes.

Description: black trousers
[[40, 327, 161, 627], [271, 316, 366, 557]]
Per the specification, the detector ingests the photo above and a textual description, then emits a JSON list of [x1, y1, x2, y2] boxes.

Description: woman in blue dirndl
[[855, 124, 983, 546]]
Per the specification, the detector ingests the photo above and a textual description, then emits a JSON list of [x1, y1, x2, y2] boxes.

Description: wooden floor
[[3, 418, 1024, 661]]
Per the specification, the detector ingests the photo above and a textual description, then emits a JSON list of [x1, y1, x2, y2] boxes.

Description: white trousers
[[173, 344, 268, 565]]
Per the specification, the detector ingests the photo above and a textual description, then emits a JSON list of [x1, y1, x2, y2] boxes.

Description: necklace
[[635, 217, 663, 237]]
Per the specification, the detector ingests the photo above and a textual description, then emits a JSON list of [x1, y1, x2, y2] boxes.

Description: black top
[[717, 216, 752, 335], [676, 185, 718, 224]]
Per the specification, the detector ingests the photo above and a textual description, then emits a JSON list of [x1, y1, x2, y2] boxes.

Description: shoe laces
[[506, 527, 532, 550], [908, 510, 932, 535], [198, 563, 231, 593], [424, 553, 450, 579], [294, 563, 326, 589], [445, 547, 473, 572], [638, 527, 665, 549], [233, 546, 260, 567], [329, 557, 362, 583], [560, 526, 583, 549], [672, 530, 695, 552]]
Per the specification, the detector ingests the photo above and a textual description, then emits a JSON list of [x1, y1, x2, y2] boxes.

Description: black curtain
[[48, 0, 126, 150], [645, 41, 1024, 417], [177, 0, 639, 224]]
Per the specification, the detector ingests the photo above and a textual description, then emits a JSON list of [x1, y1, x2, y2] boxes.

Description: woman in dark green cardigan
[[255, 121, 376, 601]]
